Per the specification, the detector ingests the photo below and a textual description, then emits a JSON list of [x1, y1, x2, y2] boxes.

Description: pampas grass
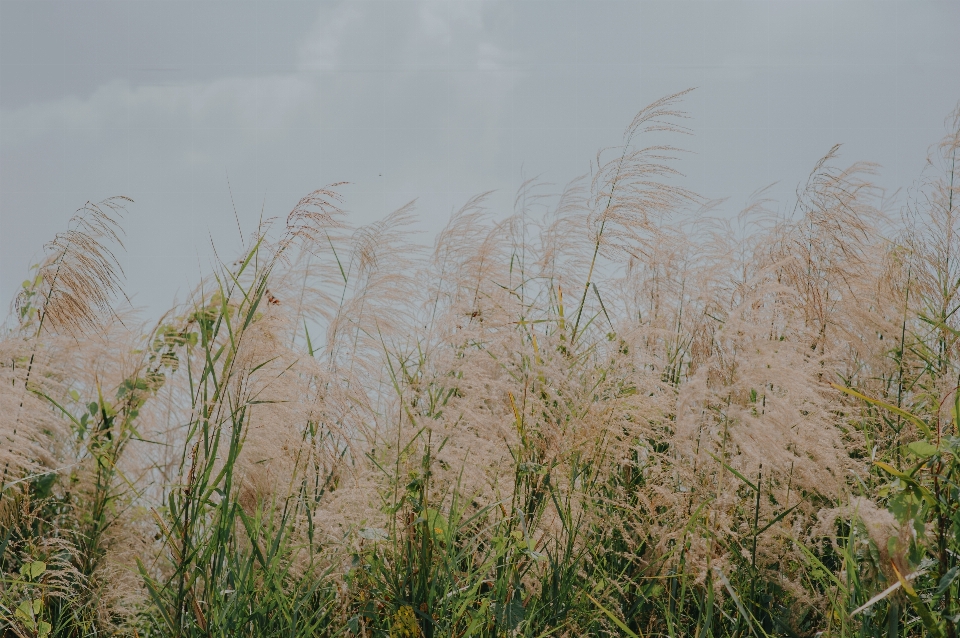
[[2, 94, 960, 637]]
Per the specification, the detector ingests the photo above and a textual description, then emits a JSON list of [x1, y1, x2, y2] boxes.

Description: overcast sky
[[1, 0, 958, 317]]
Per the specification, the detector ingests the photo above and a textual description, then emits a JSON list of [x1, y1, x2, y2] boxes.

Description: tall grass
[[2, 93, 960, 637]]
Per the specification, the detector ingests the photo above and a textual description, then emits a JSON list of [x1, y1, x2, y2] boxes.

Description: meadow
[[2, 91, 960, 637]]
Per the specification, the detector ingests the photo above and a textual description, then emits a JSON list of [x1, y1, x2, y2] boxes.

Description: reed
[[2, 95, 959, 637]]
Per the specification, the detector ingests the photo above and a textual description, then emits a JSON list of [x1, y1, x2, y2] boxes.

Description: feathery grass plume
[[572, 90, 699, 344], [7, 94, 960, 636], [901, 104, 960, 396], [15, 197, 130, 338], [1, 320, 171, 632], [128, 186, 373, 636], [0, 336, 75, 485], [322, 204, 422, 378], [774, 148, 886, 355], [0, 489, 89, 638], [2, 199, 130, 493], [817, 497, 914, 587], [0, 198, 148, 634]]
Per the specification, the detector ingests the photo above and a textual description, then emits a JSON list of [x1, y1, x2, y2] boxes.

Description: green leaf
[[936, 566, 960, 598], [586, 593, 643, 637], [708, 452, 757, 491], [832, 383, 935, 438], [895, 563, 945, 638], [29, 560, 46, 579], [756, 502, 801, 536], [425, 508, 448, 539], [15, 600, 33, 621], [888, 490, 924, 528], [19, 560, 45, 580], [908, 440, 939, 458], [16, 598, 43, 622], [874, 461, 936, 505]]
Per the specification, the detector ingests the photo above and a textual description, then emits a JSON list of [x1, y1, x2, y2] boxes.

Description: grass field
[[2, 92, 960, 637]]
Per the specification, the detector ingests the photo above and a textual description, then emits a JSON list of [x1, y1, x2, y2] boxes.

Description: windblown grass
[[2, 92, 960, 637]]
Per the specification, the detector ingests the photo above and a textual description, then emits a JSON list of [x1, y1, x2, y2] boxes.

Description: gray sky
[[2, 1, 958, 317]]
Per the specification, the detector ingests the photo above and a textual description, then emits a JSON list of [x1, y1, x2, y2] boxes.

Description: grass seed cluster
[[2, 92, 960, 637]]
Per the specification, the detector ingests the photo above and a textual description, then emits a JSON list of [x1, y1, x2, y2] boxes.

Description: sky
[[1, 0, 958, 318]]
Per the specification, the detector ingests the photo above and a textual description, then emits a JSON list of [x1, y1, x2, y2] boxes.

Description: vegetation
[[2, 91, 960, 636]]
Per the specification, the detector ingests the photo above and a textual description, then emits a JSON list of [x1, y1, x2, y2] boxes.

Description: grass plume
[[2, 95, 960, 637]]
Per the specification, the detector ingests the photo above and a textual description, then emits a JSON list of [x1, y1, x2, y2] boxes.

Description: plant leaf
[[893, 562, 945, 638], [908, 440, 939, 458], [586, 593, 643, 638], [29, 561, 46, 579]]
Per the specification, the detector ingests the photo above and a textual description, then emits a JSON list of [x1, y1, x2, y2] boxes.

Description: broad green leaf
[[29, 560, 46, 579], [874, 461, 936, 505], [908, 440, 939, 458], [936, 566, 960, 597], [19, 561, 46, 580], [15, 600, 32, 621], [425, 508, 448, 539]]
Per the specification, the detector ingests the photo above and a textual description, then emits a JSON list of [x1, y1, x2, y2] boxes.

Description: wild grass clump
[[2, 92, 960, 637]]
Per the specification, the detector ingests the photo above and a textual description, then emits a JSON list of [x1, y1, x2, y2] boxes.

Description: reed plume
[[5, 96, 960, 638]]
